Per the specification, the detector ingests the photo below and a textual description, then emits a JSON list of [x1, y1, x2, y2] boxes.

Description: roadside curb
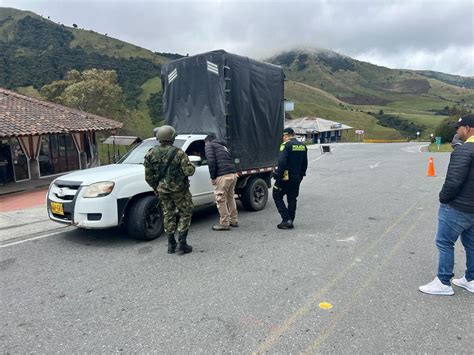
[[0, 225, 70, 247], [0, 183, 50, 197]]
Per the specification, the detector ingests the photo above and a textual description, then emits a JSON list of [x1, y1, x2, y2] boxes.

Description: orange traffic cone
[[427, 157, 436, 177]]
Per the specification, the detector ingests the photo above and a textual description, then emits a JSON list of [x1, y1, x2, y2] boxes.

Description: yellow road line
[[253, 197, 426, 354], [303, 210, 425, 354]]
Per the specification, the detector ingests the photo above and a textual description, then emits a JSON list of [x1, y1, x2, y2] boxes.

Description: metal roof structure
[[286, 116, 353, 134]]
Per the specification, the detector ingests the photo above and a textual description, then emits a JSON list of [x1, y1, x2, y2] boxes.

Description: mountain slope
[[0, 7, 178, 107], [270, 49, 474, 139], [270, 49, 473, 106], [2, 8, 472, 140], [415, 70, 474, 89]]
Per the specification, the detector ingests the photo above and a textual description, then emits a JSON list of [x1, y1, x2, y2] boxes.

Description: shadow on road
[[61, 201, 253, 248], [62, 227, 142, 248]]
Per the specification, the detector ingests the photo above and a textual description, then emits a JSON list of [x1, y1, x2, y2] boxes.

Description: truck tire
[[126, 195, 164, 240], [240, 177, 268, 211]]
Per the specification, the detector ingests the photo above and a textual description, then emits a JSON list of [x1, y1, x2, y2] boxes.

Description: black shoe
[[177, 230, 192, 255], [277, 220, 293, 229], [167, 233, 177, 254], [289, 220, 294, 229]]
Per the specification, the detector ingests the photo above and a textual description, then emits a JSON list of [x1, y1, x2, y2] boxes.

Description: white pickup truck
[[47, 134, 272, 240]]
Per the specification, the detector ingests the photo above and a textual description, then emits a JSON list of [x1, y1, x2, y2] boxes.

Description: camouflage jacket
[[144, 144, 195, 194]]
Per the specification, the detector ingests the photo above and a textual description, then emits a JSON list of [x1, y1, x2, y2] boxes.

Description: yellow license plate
[[50, 202, 64, 215]]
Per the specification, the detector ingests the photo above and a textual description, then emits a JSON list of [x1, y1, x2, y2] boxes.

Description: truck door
[[185, 140, 214, 205]]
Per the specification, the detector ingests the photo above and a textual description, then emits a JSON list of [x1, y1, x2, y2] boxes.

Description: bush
[[371, 112, 425, 137], [434, 117, 458, 143], [147, 92, 163, 125]]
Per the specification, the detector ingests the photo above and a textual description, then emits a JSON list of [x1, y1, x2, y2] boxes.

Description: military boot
[[177, 230, 192, 255], [167, 233, 177, 254]]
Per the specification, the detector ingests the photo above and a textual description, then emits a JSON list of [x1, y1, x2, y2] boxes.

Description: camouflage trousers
[[159, 190, 193, 234]]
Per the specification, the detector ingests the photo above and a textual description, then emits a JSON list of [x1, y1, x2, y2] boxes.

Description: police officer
[[144, 125, 196, 254], [272, 127, 308, 229]]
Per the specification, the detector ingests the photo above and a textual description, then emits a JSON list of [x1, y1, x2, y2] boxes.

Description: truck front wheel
[[126, 195, 164, 240], [240, 177, 268, 211]]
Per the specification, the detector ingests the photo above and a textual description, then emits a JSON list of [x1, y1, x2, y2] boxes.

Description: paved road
[[1, 143, 472, 353]]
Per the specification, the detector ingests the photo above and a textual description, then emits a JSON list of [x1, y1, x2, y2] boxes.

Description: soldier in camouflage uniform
[[144, 125, 196, 255]]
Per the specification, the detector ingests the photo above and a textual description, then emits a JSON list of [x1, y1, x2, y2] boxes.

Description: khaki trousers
[[214, 173, 238, 226]]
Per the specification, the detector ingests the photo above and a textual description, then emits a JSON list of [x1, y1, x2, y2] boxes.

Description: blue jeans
[[436, 204, 474, 285]]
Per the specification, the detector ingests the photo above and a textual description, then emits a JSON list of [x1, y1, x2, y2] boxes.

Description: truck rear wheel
[[126, 195, 164, 240], [240, 177, 268, 211]]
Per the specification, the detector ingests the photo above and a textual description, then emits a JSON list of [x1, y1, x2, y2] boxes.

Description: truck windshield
[[118, 139, 185, 164]]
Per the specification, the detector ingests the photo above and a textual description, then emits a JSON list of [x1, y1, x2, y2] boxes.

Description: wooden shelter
[[0, 88, 122, 185], [286, 116, 353, 143]]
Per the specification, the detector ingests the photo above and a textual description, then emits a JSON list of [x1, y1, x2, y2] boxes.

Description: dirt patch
[[377, 79, 430, 94], [341, 94, 391, 105]]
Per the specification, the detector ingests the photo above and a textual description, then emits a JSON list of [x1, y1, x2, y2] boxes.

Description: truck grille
[[51, 180, 82, 202]]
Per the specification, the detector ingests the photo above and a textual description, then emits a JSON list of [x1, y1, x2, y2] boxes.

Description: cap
[[455, 114, 474, 128], [283, 127, 294, 135]]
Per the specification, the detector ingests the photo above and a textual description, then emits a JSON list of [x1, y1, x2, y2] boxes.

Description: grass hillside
[[0, 7, 173, 63], [2, 8, 472, 141], [271, 49, 474, 140], [415, 70, 474, 89], [0, 7, 182, 137], [285, 81, 403, 140], [0, 8, 177, 103]]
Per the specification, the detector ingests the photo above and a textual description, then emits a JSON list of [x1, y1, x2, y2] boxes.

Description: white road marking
[[310, 155, 325, 163], [369, 162, 381, 169], [0, 230, 64, 248], [402, 145, 427, 153], [419, 144, 429, 153], [337, 236, 356, 242]]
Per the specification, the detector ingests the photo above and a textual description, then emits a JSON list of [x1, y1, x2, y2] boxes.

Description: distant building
[[0, 88, 122, 185], [285, 116, 353, 143]]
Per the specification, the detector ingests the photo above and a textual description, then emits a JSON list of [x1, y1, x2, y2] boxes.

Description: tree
[[434, 105, 472, 142], [435, 117, 457, 143], [147, 92, 163, 125], [41, 68, 127, 119], [72, 23, 78, 28]]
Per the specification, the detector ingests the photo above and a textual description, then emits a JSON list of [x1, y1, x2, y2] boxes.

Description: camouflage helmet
[[156, 125, 176, 142]]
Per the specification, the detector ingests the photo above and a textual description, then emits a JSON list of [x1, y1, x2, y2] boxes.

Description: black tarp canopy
[[161, 50, 284, 171]]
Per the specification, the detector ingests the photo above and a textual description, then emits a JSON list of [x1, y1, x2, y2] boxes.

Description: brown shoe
[[212, 224, 230, 231], [230, 222, 239, 228]]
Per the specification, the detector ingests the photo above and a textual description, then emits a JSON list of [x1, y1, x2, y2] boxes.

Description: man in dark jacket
[[205, 134, 238, 231], [419, 114, 474, 295], [272, 127, 308, 229]]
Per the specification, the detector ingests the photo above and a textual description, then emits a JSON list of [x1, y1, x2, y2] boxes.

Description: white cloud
[[355, 45, 474, 75], [2, 0, 473, 75]]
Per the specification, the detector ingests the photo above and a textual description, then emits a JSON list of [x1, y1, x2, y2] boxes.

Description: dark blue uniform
[[272, 138, 308, 227]]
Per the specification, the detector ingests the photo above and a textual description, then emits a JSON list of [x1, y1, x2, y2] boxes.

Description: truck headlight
[[83, 182, 115, 198]]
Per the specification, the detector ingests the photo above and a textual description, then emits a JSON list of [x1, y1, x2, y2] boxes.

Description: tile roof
[[286, 116, 353, 134], [0, 88, 123, 138]]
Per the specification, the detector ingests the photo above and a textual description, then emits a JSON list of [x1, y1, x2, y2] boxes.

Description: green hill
[[0, 7, 177, 134], [414, 70, 474, 89], [2, 8, 472, 140], [270, 49, 474, 139]]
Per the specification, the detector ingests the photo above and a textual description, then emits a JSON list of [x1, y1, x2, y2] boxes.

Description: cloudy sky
[[2, 0, 473, 76]]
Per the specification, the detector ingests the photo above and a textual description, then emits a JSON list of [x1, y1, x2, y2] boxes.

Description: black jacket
[[205, 139, 236, 180], [276, 138, 308, 182], [439, 140, 474, 213]]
